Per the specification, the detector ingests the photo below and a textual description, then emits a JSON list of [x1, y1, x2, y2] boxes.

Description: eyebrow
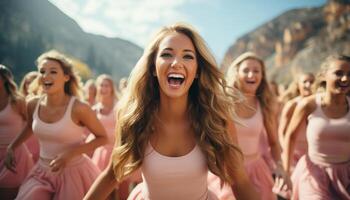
[[162, 47, 195, 54]]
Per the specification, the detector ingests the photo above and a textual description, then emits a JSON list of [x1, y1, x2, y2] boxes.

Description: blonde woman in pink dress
[[0, 65, 34, 200], [5, 50, 108, 200], [19, 71, 41, 163], [226, 52, 291, 200], [84, 22, 259, 200], [284, 54, 350, 200], [279, 73, 315, 169]]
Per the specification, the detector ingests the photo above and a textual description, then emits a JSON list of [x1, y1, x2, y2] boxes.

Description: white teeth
[[168, 73, 184, 79]]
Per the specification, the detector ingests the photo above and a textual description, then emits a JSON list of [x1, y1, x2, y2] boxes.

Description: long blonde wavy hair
[[226, 52, 277, 138], [112, 22, 243, 185], [31, 50, 83, 99]]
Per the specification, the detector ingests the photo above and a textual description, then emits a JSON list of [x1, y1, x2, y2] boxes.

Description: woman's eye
[[184, 54, 194, 60], [50, 71, 57, 74], [160, 53, 172, 58], [335, 71, 343, 77]]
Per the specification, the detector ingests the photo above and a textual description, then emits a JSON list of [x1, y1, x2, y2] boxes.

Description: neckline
[[317, 94, 350, 120], [237, 102, 260, 120], [37, 97, 73, 125], [148, 141, 198, 159]]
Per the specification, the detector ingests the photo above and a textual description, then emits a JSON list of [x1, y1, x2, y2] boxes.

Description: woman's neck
[[100, 96, 114, 108], [158, 95, 189, 123], [323, 92, 347, 106], [243, 93, 258, 106], [45, 92, 69, 107]]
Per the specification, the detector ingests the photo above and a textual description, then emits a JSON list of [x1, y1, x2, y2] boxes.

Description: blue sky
[[48, 0, 326, 62]]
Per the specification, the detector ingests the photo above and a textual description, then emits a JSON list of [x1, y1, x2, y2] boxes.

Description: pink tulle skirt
[[291, 155, 350, 200], [15, 155, 100, 200], [245, 156, 276, 200], [0, 145, 34, 188]]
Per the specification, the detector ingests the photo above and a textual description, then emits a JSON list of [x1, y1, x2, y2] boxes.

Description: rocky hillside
[[0, 0, 143, 82], [221, 0, 350, 85]]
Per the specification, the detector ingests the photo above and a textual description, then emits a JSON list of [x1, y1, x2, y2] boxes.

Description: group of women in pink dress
[[0, 22, 349, 200]]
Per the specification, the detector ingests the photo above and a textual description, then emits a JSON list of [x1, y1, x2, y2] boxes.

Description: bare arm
[[84, 160, 119, 200], [282, 96, 315, 173], [278, 100, 297, 145], [5, 97, 38, 171], [227, 121, 260, 200]]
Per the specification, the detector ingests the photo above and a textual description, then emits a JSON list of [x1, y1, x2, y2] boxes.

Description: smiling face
[[38, 59, 69, 95], [325, 60, 350, 95], [154, 32, 198, 99], [237, 58, 263, 95], [97, 78, 113, 98], [298, 74, 315, 97]]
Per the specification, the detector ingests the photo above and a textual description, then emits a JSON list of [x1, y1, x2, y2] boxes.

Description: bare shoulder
[[72, 98, 93, 116], [26, 96, 40, 115], [296, 94, 317, 115]]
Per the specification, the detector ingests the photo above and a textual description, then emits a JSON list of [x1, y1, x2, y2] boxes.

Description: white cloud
[[49, 0, 198, 47]]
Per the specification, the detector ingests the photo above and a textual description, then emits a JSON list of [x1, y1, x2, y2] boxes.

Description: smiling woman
[[5, 50, 108, 200], [84, 22, 259, 200]]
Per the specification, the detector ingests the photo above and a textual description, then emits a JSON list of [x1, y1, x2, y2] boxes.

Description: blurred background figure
[[19, 71, 39, 97], [83, 79, 97, 106], [0, 64, 34, 200], [118, 77, 128, 98]]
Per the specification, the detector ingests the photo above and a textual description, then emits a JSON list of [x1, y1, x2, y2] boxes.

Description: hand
[[49, 151, 74, 172], [272, 164, 292, 197], [4, 147, 17, 173]]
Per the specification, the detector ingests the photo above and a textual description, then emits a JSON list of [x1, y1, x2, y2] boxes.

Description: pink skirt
[[291, 155, 350, 200], [0, 145, 34, 188], [245, 156, 276, 200], [207, 171, 236, 200], [15, 155, 100, 200], [92, 144, 113, 170]]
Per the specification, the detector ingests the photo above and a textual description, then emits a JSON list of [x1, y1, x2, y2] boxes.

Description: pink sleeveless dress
[[15, 97, 100, 200], [91, 102, 117, 170], [128, 142, 218, 200], [291, 94, 350, 200], [25, 134, 40, 163], [0, 102, 34, 188], [235, 103, 276, 200]]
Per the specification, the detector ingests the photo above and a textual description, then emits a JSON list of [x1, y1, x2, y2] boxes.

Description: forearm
[[232, 179, 260, 200], [70, 135, 108, 158], [283, 135, 296, 174], [84, 163, 119, 200]]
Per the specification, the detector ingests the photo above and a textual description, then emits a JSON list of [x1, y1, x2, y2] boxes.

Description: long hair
[[0, 64, 25, 117], [34, 50, 82, 98], [112, 22, 243, 185], [95, 74, 118, 102], [226, 52, 277, 140]]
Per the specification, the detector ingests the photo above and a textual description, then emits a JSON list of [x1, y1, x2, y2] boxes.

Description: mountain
[[221, 0, 350, 85], [0, 0, 143, 83]]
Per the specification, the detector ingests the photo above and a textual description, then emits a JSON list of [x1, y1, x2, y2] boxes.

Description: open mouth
[[245, 80, 256, 85], [43, 81, 53, 89], [167, 73, 185, 87]]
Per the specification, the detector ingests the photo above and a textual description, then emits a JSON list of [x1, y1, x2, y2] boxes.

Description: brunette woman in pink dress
[[225, 52, 291, 200], [284, 54, 350, 200], [279, 73, 315, 170], [5, 50, 108, 200], [84, 22, 259, 200], [0, 65, 34, 200]]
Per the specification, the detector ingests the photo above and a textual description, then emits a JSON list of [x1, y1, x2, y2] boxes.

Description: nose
[[170, 57, 182, 68], [305, 81, 311, 88], [247, 71, 254, 78], [341, 75, 349, 82]]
